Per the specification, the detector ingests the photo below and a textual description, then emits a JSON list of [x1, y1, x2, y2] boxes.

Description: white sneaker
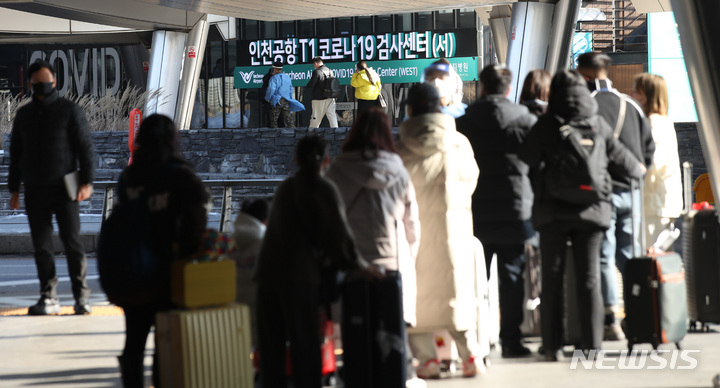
[[415, 359, 441, 379], [406, 377, 428, 388]]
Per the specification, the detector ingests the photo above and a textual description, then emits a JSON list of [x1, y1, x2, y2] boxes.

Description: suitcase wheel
[[689, 320, 701, 333], [322, 373, 339, 387], [651, 341, 659, 350], [675, 342, 682, 350], [627, 341, 634, 352]]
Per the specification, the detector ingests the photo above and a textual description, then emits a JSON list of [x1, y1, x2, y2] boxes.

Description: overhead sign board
[[234, 57, 478, 89], [237, 29, 478, 66]]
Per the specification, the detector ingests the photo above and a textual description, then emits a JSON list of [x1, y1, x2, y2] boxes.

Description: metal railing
[[0, 178, 284, 233]]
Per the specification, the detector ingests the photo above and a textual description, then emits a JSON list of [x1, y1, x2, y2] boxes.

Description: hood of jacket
[[549, 85, 598, 121], [328, 150, 407, 190], [398, 112, 456, 157], [465, 94, 532, 129]]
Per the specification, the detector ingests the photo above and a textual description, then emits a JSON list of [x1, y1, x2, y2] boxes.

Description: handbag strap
[[613, 97, 627, 139], [345, 187, 366, 214], [590, 89, 626, 139]]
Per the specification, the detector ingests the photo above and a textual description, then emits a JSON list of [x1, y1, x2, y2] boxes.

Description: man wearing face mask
[[8, 60, 96, 316], [423, 61, 467, 118], [456, 64, 537, 358]]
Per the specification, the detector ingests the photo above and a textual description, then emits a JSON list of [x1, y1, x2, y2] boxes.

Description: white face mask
[[431, 77, 455, 99]]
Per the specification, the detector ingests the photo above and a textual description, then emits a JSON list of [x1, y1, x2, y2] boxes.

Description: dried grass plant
[[0, 85, 164, 149]]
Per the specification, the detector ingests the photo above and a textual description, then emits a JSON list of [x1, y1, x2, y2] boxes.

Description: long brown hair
[[520, 69, 551, 103], [342, 107, 396, 157], [633, 73, 669, 116]]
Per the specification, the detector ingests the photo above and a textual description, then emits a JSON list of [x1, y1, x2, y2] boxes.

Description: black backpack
[[97, 165, 176, 307], [545, 118, 609, 205], [322, 68, 341, 99]]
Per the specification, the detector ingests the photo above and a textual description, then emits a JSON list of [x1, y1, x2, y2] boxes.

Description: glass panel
[[243, 19, 258, 40], [261, 21, 277, 39], [415, 12, 433, 30], [458, 8, 477, 29], [376, 15, 393, 33], [356, 16, 373, 35], [317, 18, 333, 37], [207, 41, 225, 128], [336, 17, 352, 35], [435, 10, 454, 29], [395, 14, 411, 31], [225, 44, 244, 128], [190, 78, 206, 129], [280, 21, 295, 38], [299, 20, 314, 37]]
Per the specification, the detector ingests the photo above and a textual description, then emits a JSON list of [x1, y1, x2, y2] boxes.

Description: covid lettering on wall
[[246, 31, 457, 66], [30, 47, 122, 97]]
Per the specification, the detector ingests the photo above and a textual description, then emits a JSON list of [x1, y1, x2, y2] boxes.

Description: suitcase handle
[[630, 178, 646, 256], [682, 161, 693, 214]]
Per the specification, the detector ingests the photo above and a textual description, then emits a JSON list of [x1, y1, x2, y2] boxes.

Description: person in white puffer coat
[[631, 73, 683, 249], [397, 83, 480, 379]]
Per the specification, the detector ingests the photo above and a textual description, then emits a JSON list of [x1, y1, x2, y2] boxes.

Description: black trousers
[[356, 98, 381, 119], [482, 243, 526, 346], [538, 221, 604, 352], [25, 185, 89, 301], [257, 282, 321, 388], [121, 305, 160, 388]]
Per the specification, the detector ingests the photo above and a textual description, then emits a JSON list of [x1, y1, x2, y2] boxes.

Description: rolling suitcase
[[681, 162, 720, 331], [155, 303, 253, 388], [624, 252, 687, 350], [341, 273, 406, 388], [624, 178, 687, 350]]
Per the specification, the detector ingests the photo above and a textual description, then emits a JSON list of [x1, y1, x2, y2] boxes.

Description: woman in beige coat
[[397, 83, 480, 379], [631, 73, 683, 248]]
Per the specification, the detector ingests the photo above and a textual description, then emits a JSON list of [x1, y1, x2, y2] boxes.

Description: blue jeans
[[599, 187, 641, 308]]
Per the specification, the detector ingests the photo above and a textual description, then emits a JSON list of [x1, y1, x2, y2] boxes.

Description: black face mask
[[32, 82, 54, 97]]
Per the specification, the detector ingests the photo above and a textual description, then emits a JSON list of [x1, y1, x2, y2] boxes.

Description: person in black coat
[[518, 69, 644, 361], [577, 52, 655, 340], [456, 64, 537, 358], [254, 135, 380, 388], [306, 57, 339, 128], [8, 60, 96, 316], [116, 114, 210, 388]]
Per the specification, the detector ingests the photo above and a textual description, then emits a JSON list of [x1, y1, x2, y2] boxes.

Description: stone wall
[[1, 127, 353, 215], [1, 121, 710, 191], [675, 122, 707, 183], [83, 127, 351, 180]]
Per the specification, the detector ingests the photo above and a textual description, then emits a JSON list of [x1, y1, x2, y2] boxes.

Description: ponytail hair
[[357, 60, 374, 85], [295, 134, 329, 177]]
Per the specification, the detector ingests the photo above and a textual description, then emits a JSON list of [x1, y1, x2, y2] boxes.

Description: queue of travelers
[[11, 53, 686, 388]]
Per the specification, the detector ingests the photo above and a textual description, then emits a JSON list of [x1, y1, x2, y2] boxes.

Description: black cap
[[272, 61, 283, 70]]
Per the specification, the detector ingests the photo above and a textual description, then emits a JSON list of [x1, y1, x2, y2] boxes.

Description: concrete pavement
[[1, 306, 719, 388]]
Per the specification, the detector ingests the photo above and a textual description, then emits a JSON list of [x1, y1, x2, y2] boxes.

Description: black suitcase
[[623, 252, 687, 350], [682, 208, 720, 331], [341, 273, 406, 388]]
